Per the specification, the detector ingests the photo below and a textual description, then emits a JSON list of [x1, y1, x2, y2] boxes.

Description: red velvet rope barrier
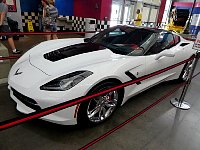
[[0, 56, 195, 131]]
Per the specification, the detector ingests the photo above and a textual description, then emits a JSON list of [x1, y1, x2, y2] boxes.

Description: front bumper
[[9, 85, 78, 125]]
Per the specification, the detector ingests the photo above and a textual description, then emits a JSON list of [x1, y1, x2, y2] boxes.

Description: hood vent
[[44, 43, 106, 62]]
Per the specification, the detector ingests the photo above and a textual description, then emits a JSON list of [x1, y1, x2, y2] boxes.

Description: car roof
[[117, 24, 172, 34]]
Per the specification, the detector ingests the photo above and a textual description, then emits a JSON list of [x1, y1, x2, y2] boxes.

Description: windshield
[[89, 26, 157, 56]]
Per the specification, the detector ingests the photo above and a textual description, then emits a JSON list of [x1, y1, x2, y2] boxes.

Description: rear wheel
[[77, 82, 123, 126], [179, 59, 194, 82]]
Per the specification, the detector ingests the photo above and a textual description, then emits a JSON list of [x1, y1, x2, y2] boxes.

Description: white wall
[[110, 0, 160, 24], [143, 0, 160, 5], [112, 0, 124, 4], [142, 6, 150, 22], [149, 8, 158, 22], [7, 0, 23, 31], [152, 0, 160, 6]]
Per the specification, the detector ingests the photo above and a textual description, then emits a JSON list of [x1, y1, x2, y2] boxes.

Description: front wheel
[[77, 82, 122, 126]]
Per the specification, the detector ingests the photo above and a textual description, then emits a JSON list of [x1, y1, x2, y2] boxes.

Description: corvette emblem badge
[[14, 68, 23, 75]]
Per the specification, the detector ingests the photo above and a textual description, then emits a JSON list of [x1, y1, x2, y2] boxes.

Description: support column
[[100, 0, 112, 20], [157, 0, 167, 24]]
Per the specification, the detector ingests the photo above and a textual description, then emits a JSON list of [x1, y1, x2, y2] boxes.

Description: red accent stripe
[[172, 2, 194, 7], [0, 56, 20, 60], [195, 3, 200, 7], [0, 56, 194, 131], [79, 83, 185, 150], [172, 2, 200, 8]]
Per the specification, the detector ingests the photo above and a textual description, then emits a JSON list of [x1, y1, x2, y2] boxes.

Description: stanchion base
[[170, 98, 191, 110]]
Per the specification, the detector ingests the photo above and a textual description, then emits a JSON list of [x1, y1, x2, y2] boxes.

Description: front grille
[[11, 88, 41, 111]]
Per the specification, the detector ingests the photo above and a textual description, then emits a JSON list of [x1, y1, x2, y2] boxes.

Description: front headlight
[[40, 71, 93, 91]]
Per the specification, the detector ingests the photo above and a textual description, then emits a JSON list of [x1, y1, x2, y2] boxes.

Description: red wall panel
[[74, 0, 112, 20], [74, 0, 100, 19], [74, 0, 88, 18], [100, 0, 112, 20], [157, 0, 167, 24]]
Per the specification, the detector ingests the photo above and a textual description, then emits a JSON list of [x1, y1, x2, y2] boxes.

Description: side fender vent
[[180, 43, 189, 47], [125, 71, 141, 85]]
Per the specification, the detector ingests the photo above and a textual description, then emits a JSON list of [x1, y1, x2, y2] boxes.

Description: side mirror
[[84, 38, 91, 43], [155, 50, 175, 60]]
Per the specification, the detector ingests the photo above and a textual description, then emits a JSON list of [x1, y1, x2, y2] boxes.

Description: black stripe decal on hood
[[44, 43, 106, 62]]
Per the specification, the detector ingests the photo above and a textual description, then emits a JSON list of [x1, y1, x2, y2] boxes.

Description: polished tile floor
[[0, 35, 200, 150]]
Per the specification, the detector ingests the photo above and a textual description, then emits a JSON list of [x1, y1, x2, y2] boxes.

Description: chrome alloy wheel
[[87, 90, 119, 123], [182, 60, 193, 81]]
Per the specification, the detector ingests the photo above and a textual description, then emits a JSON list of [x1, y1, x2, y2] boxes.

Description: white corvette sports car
[[8, 25, 196, 125]]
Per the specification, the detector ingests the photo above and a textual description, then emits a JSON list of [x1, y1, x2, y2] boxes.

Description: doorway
[[110, 0, 135, 27], [110, 3, 123, 26]]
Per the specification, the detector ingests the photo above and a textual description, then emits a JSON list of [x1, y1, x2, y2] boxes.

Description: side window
[[165, 33, 175, 48], [103, 28, 126, 43], [108, 28, 126, 36], [157, 33, 175, 49], [174, 35, 180, 45], [146, 33, 175, 55]]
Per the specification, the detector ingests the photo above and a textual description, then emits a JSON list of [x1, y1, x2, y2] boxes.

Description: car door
[[172, 34, 190, 74], [143, 32, 176, 88]]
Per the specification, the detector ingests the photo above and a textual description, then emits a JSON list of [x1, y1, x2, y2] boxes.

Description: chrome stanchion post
[[171, 51, 200, 110]]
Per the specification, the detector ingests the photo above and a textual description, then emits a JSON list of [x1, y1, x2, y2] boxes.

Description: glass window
[[165, 33, 175, 47], [145, 32, 175, 55], [108, 28, 126, 37], [174, 35, 180, 45], [90, 26, 155, 56]]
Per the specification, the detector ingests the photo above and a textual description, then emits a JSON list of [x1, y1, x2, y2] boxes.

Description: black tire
[[178, 58, 194, 82], [77, 81, 123, 126]]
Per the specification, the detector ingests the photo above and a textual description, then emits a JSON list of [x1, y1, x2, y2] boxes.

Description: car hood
[[29, 39, 123, 76]]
